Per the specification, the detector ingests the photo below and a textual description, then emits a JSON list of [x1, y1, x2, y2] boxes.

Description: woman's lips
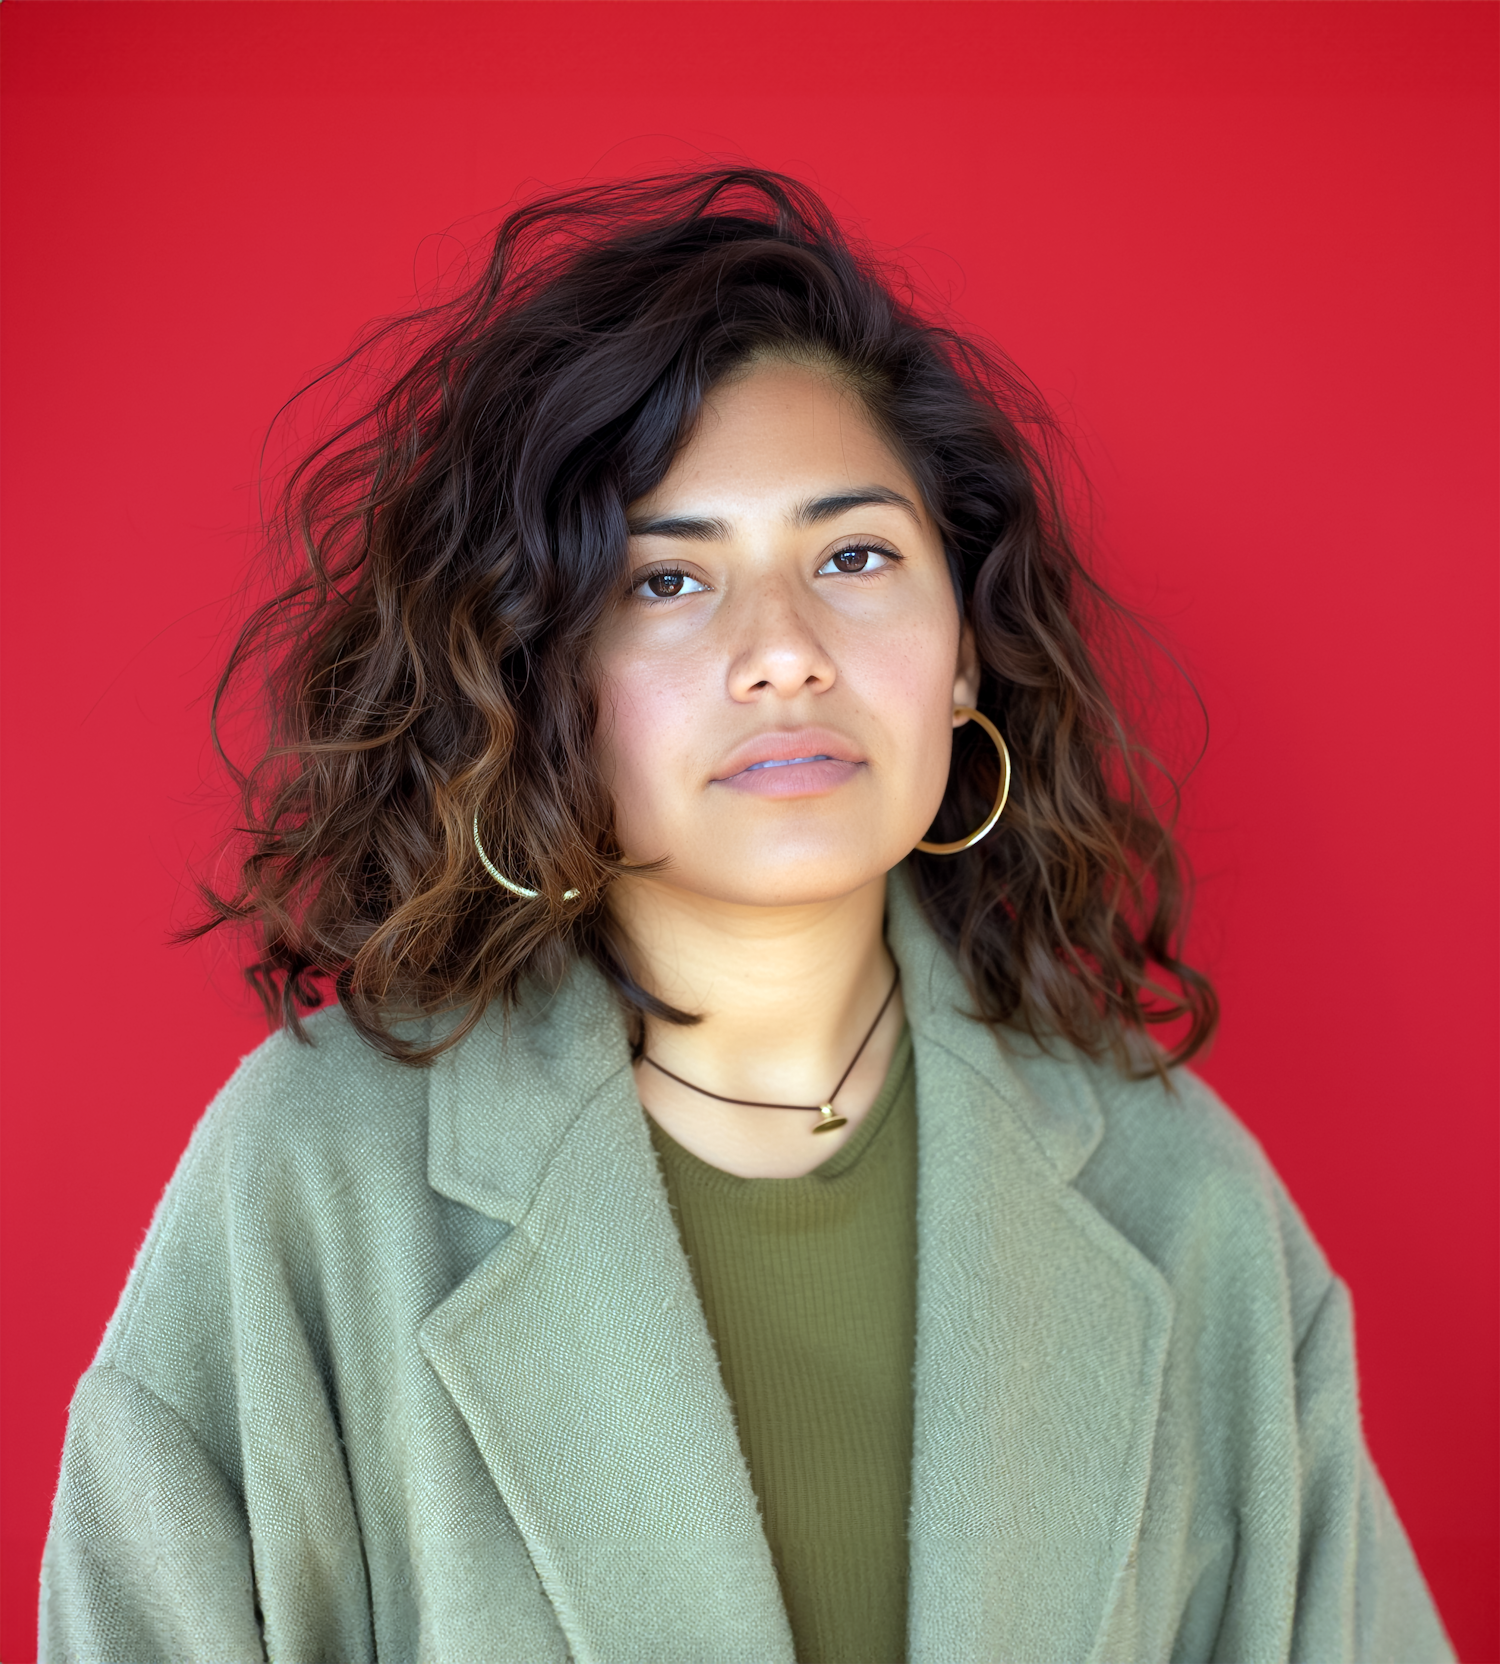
[[715, 754, 864, 798], [710, 728, 865, 797]]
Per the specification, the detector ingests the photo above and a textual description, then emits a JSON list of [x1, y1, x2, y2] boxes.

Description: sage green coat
[[41, 877, 1453, 1663]]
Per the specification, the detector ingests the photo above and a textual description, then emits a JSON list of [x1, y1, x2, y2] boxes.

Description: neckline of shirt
[[647, 1025, 915, 1194]]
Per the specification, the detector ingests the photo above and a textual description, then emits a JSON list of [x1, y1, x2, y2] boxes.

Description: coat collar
[[420, 869, 1172, 1664], [882, 868, 1109, 1183]]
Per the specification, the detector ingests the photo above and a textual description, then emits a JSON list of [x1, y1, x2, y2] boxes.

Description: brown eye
[[818, 545, 893, 577], [634, 567, 706, 600]]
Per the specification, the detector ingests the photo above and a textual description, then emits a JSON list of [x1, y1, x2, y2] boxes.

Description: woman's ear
[[953, 618, 980, 711]]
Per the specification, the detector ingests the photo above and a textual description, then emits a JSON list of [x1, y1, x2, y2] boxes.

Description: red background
[[3, 4, 1495, 1657]]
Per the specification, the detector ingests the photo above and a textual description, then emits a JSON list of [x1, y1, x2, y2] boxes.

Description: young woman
[[41, 170, 1451, 1663]]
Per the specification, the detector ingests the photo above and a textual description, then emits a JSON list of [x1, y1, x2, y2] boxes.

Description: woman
[[40, 170, 1451, 1663]]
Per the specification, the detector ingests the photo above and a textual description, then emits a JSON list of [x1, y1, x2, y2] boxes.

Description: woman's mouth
[[717, 753, 864, 798], [710, 728, 865, 797]]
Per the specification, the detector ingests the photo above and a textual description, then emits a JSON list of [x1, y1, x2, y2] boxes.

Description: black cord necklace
[[639, 971, 901, 1136]]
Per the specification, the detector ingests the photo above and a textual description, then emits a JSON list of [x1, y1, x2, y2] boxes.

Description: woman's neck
[[610, 872, 904, 1177]]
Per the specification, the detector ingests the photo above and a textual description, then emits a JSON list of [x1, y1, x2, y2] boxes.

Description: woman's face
[[594, 358, 978, 909]]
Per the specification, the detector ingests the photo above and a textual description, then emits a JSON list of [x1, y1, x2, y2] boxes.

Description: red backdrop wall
[[3, 4, 1495, 1658]]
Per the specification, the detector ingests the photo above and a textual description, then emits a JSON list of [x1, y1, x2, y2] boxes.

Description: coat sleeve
[[39, 1363, 266, 1664], [1288, 1276, 1455, 1664], [37, 1039, 374, 1664]]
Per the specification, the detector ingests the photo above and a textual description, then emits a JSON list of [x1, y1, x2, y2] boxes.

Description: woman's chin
[[626, 844, 908, 911]]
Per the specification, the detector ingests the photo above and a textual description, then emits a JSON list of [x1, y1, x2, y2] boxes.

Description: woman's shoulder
[[144, 1005, 437, 1247], [1008, 1038, 1336, 1337], [997, 1030, 1273, 1186], [206, 1003, 431, 1144], [91, 1006, 459, 1383], [1091, 1054, 1282, 1195]]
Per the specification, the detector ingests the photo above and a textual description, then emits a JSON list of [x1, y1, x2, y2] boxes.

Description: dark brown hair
[[195, 168, 1216, 1069]]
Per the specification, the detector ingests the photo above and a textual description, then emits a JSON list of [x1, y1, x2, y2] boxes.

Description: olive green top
[[647, 1028, 918, 1664]]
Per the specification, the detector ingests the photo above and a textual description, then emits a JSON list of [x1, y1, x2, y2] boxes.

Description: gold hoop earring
[[914, 706, 1012, 855], [472, 812, 580, 902]]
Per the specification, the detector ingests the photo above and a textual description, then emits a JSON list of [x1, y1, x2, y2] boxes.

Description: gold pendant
[[811, 1103, 848, 1135]]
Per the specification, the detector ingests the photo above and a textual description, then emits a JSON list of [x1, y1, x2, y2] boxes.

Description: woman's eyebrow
[[794, 486, 921, 526], [625, 512, 730, 540], [627, 487, 920, 541]]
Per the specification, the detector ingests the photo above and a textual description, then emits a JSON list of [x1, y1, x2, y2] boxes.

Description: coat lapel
[[887, 875, 1174, 1664], [418, 974, 795, 1664]]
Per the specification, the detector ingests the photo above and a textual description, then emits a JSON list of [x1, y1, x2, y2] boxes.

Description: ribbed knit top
[[647, 1028, 918, 1664]]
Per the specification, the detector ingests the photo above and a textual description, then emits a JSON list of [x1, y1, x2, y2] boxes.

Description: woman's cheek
[[596, 666, 689, 861], [865, 637, 959, 825]]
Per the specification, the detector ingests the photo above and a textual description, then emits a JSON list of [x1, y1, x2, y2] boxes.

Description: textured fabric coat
[[41, 876, 1454, 1663]]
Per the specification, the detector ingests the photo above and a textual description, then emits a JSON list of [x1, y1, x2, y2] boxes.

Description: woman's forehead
[[632, 361, 923, 528]]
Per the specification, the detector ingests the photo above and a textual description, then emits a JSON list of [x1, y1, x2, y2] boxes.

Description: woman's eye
[[635, 568, 707, 600], [818, 546, 892, 576]]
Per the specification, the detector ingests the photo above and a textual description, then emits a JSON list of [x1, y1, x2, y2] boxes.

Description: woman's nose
[[723, 580, 837, 702]]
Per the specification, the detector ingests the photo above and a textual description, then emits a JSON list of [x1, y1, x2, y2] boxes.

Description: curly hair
[[193, 167, 1216, 1070]]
